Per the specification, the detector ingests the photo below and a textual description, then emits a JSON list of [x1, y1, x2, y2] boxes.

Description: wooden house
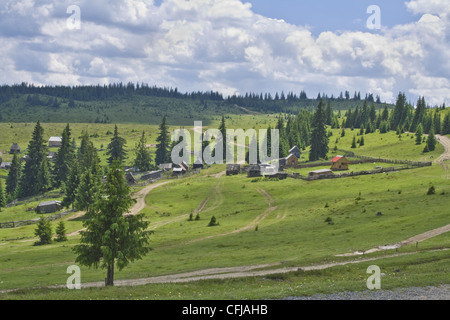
[[284, 154, 298, 168], [125, 172, 137, 185], [36, 200, 62, 214], [308, 169, 334, 178], [10, 143, 21, 154], [289, 146, 301, 159], [226, 164, 241, 176], [140, 170, 162, 181], [159, 163, 173, 172], [49, 136, 62, 148], [331, 156, 349, 171], [248, 164, 262, 178], [193, 159, 204, 170]]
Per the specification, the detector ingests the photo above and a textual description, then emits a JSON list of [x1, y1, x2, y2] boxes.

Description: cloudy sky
[[0, 0, 449, 105]]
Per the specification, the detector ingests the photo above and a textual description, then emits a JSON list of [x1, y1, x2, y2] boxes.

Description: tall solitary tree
[[155, 116, 171, 165], [73, 161, 152, 286], [106, 125, 127, 165], [309, 100, 329, 161], [425, 128, 437, 152], [415, 123, 423, 145], [133, 131, 153, 172]]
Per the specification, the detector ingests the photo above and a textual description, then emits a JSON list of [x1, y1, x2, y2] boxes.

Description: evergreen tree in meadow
[[74, 170, 102, 213], [425, 128, 437, 152], [309, 100, 329, 161], [34, 218, 52, 246], [62, 163, 80, 209], [155, 116, 171, 165], [55, 221, 68, 242], [134, 131, 153, 172], [415, 123, 423, 145], [18, 121, 48, 198], [36, 156, 52, 194], [73, 160, 151, 287], [0, 179, 6, 210], [442, 113, 450, 135], [6, 151, 21, 197], [106, 125, 127, 165], [53, 124, 75, 187]]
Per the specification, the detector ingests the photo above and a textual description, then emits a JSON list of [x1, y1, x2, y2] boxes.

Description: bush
[[427, 186, 436, 195], [208, 216, 219, 227]]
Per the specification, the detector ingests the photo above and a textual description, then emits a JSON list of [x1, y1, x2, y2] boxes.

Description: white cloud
[[0, 0, 449, 105]]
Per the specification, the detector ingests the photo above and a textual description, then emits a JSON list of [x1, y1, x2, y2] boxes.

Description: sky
[[0, 0, 449, 106]]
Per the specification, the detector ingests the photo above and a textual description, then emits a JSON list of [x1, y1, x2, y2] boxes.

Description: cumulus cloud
[[0, 0, 449, 106]]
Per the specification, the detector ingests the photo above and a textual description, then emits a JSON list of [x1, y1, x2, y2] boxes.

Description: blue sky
[[0, 0, 449, 105]]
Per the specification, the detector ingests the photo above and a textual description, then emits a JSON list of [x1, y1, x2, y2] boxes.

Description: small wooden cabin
[[309, 169, 334, 178], [331, 156, 349, 171], [226, 164, 241, 176], [49, 136, 62, 148], [36, 200, 62, 214], [10, 143, 21, 154], [284, 154, 298, 168], [289, 146, 301, 159]]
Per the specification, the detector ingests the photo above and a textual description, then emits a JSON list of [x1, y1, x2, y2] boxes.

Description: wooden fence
[[0, 210, 73, 229]]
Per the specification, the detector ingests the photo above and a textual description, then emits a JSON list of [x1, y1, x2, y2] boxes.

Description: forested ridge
[[0, 83, 391, 124]]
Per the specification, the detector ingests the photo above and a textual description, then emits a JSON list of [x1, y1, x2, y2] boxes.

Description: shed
[[125, 172, 137, 185], [0, 162, 11, 170], [309, 169, 334, 178], [49, 136, 62, 148], [47, 151, 57, 160], [140, 170, 162, 181], [284, 154, 299, 168], [248, 164, 262, 178], [36, 200, 62, 214], [289, 146, 301, 159], [193, 159, 204, 170], [331, 155, 349, 171], [226, 164, 241, 176], [10, 143, 21, 154], [159, 163, 173, 172]]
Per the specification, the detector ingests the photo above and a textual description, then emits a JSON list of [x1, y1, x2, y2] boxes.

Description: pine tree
[[415, 123, 423, 145], [106, 125, 127, 165], [155, 116, 171, 165], [6, 151, 21, 197], [410, 97, 426, 132], [0, 179, 6, 210], [55, 221, 67, 242], [18, 121, 48, 197], [53, 124, 75, 187], [74, 170, 101, 213], [309, 100, 329, 161], [34, 218, 52, 245], [36, 156, 52, 194], [134, 131, 153, 172], [425, 128, 437, 152], [359, 135, 365, 147], [442, 113, 450, 135], [62, 163, 80, 209], [351, 136, 357, 149], [73, 161, 151, 287]]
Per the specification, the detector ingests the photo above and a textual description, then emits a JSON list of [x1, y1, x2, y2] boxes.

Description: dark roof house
[[289, 146, 301, 159], [10, 143, 21, 154], [36, 200, 62, 214]]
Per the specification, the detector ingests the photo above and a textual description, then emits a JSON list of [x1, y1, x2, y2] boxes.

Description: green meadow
[[0, 119, 449, 300]]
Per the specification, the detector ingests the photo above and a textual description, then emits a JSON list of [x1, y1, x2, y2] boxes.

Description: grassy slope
[[0, 121, 449, 299]]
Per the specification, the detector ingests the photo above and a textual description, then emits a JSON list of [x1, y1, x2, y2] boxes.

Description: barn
[[140, 170, 163, 181], [289, 146, 301, 159], [10, 143, 21, 154], [248, 164, 262, 178], [283, 154, 299, 168], [331, 156, 349, 171], [49, 136, 62, 148], [309, 169, 334, 178], [36, 200, 62, 214], [226, 164, 241, 176]]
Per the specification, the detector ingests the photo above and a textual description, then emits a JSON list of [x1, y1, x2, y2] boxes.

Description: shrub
[[427, 186, 436, 195], [208, 216, 219, 227]]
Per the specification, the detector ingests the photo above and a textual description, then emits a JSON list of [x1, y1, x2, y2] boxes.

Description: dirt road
[[435, 134, 450, 163]]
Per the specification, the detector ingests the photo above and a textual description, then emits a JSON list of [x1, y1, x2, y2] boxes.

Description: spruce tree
[[53, 124, 75, 187], [73, 161, 151, 287], [425, 128, 437, 152], [36, 156, 52, 194], [351, 136, 357, 149], [55, 221, 68, 242], [74, 170, 101, 213], [415, 123, 423, 145], [155, 116, 171, 165], [34, 218, 52, 246], [309, 100, 329, 161], [0, 179, 6, 210], [133, 131, 153, 172], [18, 121, 48, 198], [62, 163, 80, 209], [6, 151, 21, 196], [106, 125, 127, 165], [442, 113, 450, 135]]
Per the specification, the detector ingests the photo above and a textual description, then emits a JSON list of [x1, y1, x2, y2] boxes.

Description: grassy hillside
[[0, 121, 449, 299]]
